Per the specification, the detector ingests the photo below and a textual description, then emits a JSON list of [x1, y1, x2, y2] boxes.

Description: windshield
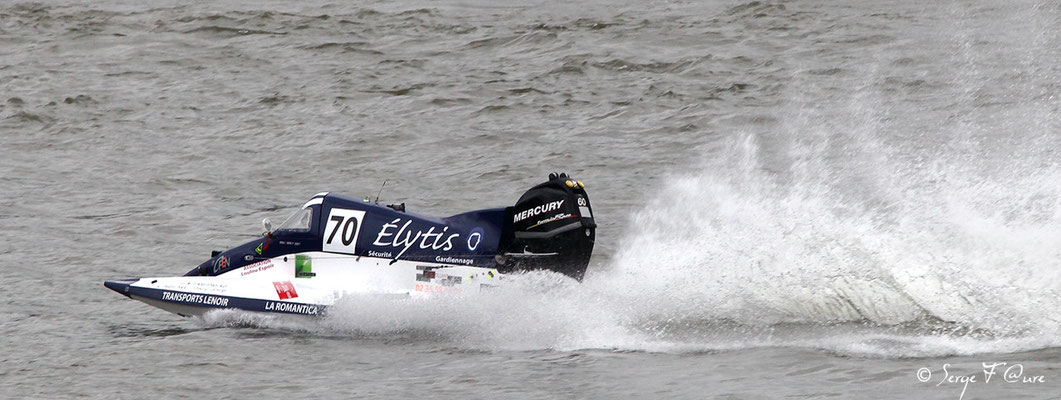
[[276, 207, 313, 232]]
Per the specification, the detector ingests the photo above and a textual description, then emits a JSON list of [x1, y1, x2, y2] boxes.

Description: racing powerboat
[[104, 173, 595, 317]]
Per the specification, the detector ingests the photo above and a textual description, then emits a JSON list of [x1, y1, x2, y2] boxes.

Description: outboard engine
[[498, 173, 596, 280]]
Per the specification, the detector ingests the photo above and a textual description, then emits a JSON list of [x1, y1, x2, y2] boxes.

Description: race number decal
[[322, 208, 366, 254], [577, 195, 592, 218]]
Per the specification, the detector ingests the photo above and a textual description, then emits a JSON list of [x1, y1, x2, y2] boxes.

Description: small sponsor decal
[[414, 283, 463, 294], [264, 301, 319, 315], [528, 213, 576, 229], [255, 242, 263, 255], [240, 259, 275, 277], [367, 250, 393, 258], [160, 291, 230, 307], [211, 255, 229, 274], [438, 275, 462, 286], [467, 227, 484, 251], [416, 266, 437, 282], [295, 254, 315, 278], [272, 281, 298, 299], [435, 255, 474, 265], [513, 199, 565, 223]]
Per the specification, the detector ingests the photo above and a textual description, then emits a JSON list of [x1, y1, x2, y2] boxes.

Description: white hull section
[[106, 252, 500, 317]]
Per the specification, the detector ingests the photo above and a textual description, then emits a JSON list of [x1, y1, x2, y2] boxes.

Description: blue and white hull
[[105, 174, 595, 318]]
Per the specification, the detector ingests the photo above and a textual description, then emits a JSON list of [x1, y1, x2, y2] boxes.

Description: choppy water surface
[[2, 0, 1061, 398]]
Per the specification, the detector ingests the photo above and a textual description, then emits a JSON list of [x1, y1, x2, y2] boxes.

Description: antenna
[[374, 180, 388, 203]]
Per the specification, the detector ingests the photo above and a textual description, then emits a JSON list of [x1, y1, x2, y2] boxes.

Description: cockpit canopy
[[276, 207, 313, 233]]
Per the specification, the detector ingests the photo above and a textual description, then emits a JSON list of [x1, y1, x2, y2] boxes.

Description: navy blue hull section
[[104, 278, 138, 296], [186, 194, 508, 277], [104, 280, 326, 316]]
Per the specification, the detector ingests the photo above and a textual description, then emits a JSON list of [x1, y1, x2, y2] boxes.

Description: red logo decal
[[272, 281, 298, 299]]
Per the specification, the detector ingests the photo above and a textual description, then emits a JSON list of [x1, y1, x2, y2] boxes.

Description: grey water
[[2, 0, 1061, 398]]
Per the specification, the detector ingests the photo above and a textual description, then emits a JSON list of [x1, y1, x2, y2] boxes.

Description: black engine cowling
[[497, 173, 596, 280]]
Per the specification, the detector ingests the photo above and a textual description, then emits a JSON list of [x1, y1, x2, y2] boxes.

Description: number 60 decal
[[322, 208, 366, 254]]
